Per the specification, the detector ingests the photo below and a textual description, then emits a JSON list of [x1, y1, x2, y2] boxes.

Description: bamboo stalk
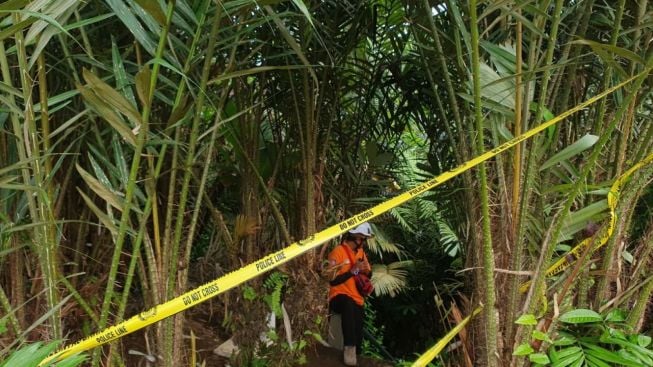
[[94, 1, 178, 365], [164, 4, 221, 364], [521, 57, 653, 322], [505, 8, 524, 352], [11, 13, 63, 340], [469, 1, 498, 365]]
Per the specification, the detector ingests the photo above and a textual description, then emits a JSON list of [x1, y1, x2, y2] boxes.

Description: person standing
[[325, 222, 373, 366]]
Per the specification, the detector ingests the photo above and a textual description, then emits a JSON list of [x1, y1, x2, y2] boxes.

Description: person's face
[[352, 235, 368, 249]]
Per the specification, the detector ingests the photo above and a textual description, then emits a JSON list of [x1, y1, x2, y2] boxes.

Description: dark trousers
[[329, 294, 364, 352]]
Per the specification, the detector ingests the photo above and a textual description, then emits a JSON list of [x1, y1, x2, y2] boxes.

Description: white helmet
[[348, 222, 373, 237]]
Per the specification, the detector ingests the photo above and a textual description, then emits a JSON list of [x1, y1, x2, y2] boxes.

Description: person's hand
[[351, 259, 371, 274]]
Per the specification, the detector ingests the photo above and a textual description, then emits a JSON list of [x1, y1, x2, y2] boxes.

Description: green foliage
[[514, 308, 653, 366], [0, 341, 86, 367], [262, 272, 287, 316]]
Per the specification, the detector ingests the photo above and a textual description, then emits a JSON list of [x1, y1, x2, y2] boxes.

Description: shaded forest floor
[[120, 300, 392, 367]]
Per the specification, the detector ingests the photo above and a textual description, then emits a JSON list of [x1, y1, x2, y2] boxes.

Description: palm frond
[[371, 260, 413, 298]]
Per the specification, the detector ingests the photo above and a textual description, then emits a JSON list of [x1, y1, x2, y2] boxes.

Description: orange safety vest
[[328, 243, 369, 306]]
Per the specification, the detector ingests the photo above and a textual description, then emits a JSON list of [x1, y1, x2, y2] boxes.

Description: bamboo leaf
[[559, 200, 608, 242], [77, 83, 136, 146], [559, 309, 603, 324], [0, 0, 29, 14], [135, 66, 151, 107], [208, 65, 309, 85], [112, 38, 136, 106], [263, 5, 317, 85], [573, 39, 646, 66], [77, 188, 118, 237], [133, 0, 166, 25], [82, 68, 142, 127], [49, 109, 88, 138], [76, 164, 124, 212], [105, 0, 156, 55], [290, 0, 314, 28], [0, 18, 36, 43], [541, 134, 599, 171], [27, 1, 78, 69], [64, 12, 115, 31]]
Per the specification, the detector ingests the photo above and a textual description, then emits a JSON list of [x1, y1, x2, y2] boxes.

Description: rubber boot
[[343, 346, 357, 366]]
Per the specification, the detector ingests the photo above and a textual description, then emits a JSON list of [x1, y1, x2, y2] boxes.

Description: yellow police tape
[[39, 74, 641, 366], [518, 150, 653, 294], [412, 306, 483, 367]]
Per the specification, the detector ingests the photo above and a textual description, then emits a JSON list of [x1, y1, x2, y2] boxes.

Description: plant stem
[[469, 1, 498, 365]]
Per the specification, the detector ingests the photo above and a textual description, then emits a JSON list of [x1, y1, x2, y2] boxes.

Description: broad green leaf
[[0, 342, 53, 367], [604, 309, 626, 322], [532, 330, 553, 343], [618, 349, 648, 365], [513, 343, 534, 356], [559, 309, 603, 324], [540, 134, 599, 171], [515, 314, 538, 325], [529, 353, 550, 364], [638, 335, 652, 348], [54, 353, 87, 367]]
